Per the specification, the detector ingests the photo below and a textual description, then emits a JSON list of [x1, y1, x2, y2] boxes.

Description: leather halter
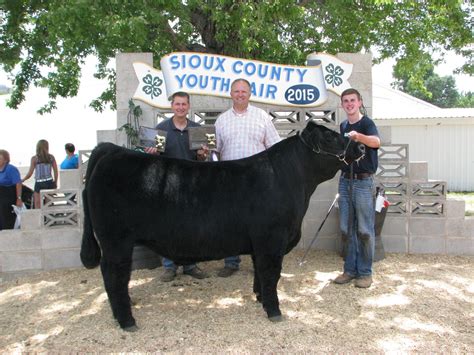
[[297, 130, 360, 166]]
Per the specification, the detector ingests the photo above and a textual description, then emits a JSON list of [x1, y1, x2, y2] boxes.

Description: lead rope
[[344, 162, 354, 260]]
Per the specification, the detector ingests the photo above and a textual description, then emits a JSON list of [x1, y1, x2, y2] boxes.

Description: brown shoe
[[160, 268, 176, 282], [333, 273, 356, 284], [355, 275, 373, 288], [183, 266, 208, 279], [217, 267, 238, 278]]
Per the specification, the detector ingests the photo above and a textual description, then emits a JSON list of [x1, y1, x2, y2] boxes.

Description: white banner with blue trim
[[133, 52, 353, 109]]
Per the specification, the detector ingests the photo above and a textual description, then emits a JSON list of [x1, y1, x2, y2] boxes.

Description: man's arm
[[346, 131, 380, 148]]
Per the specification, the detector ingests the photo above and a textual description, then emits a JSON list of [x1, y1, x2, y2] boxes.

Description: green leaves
[[1, 0, 472, 112]]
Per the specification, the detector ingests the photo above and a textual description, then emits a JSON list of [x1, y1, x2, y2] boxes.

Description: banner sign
[[133, 52, 353, 109], [306, 53, 353, 96]]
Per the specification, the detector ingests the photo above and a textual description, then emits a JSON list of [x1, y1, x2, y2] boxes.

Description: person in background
[[0, 149, 23, 230], [60, 143, 79, 169], [22, 139, 58, 209], [214, 78, 281, 277], [334, 88, 380, 289], [145, 91, 208, 282]]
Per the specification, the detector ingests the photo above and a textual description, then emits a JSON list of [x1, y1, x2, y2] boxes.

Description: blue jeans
[[162, 257, 196, 272], [338, 176, 375, 277], [224, 255, 240, 269]]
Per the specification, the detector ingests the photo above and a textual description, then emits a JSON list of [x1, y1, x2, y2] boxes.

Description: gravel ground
[[1, 250, 473, 353]]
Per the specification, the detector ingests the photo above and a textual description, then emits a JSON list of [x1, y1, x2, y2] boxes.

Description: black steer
[[80, 121, 364, 330]]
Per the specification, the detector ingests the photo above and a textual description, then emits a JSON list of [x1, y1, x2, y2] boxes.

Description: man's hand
[[144, 147, 159, 155], [197, 145, 210, 161]]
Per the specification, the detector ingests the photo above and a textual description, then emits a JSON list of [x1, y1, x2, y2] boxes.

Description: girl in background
[[22, 139, 58, 209]]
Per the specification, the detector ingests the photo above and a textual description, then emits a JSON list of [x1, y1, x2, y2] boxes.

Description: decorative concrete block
[[97, 129, 117, 144], [59, 169, 81, 189], [409, 162, 428, 181], [337, 52, 372, 73], [116, 108, 129, 130], [41, 228, 82, 249], [381, 216, 408, 236], [310, 179, 339, 200], [191, 94, 231, 110], [409, 218, 446, 237], [302, 216, 339, 242], [116, 52, 153, 111], [116, 129, 128, 148], [139, 106, 156, 128], [378, 126, 391, 145], [464, 217, 474, 238], [446, 218, 467, 238], [311, 236, 337, 251], [446, 238, 474, 255], [21, 210, 42, 230], [381, 235, 408, 253], [446, 199, 466, 218], [410, 237, 445, 254], [1, 251, 43, 272], [43, 248, 82, 270], [307, 199, 339, 220], [0, 231, 41, 251]]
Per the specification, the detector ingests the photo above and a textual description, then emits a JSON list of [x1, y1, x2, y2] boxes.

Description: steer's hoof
[[122, 324, 139, 332], [269, 314, 283, 322]]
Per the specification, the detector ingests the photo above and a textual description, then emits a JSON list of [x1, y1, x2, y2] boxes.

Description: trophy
[[138, 126, 167, 152], [154, 134, 166, 151], [188, 126, 218, 161]]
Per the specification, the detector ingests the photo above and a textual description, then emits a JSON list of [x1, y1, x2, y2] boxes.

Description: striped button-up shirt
[[215, 105, 281, 161]]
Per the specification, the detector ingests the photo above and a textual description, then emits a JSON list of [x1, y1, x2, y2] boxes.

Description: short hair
[[65, 143, 75, 153], [231, 78, 251, 90], [171, 91, 190, 103], [0, 149, 10, 163], [341, 88, 362, 101]]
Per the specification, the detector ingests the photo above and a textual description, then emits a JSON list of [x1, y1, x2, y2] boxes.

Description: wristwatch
[[17, 196, 22, 200]]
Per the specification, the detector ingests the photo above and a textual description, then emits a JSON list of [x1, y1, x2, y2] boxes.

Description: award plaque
[[138, 126, 167, 152], [188, 126, 217, 151]]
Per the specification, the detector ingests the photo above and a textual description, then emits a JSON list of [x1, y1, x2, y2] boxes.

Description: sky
[[1, 54, 472, 167], [0, 57, 116, 167]]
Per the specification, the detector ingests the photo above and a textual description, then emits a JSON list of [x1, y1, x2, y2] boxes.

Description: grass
[[447, 192, 474, 216]]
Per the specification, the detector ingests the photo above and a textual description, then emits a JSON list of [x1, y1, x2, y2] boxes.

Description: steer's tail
[[80, 143, 117, 268], [80, 186, 100, 268]]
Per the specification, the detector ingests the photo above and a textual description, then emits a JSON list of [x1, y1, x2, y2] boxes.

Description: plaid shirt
[[215, 105, 281, 161]]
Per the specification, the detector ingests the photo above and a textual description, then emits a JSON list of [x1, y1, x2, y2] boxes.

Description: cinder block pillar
[[116, 52, 155, 147]]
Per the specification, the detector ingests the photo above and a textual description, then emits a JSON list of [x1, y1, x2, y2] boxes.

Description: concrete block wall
[[0, 168, 161, 280]]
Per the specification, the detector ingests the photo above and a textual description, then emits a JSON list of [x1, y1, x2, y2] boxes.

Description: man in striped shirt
[[215, 78, 281, 277]]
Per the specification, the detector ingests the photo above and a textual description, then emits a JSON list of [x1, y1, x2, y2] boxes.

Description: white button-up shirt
[[215, 105, 281, 161]]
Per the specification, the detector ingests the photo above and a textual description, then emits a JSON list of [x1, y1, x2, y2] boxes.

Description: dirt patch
[[1, 250, 473, 353]]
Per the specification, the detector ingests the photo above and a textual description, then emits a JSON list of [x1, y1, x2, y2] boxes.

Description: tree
[[394, 64, 460, 108], [456, 92, 474, 108], [1, 0, 472, 113]]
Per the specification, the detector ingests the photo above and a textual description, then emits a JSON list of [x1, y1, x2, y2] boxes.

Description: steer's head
[[300, 121, 365, 165]]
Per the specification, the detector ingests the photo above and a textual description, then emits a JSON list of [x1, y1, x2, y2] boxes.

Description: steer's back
[[86, 145, 303, 263]]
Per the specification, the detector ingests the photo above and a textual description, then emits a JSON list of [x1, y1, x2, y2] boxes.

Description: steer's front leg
[[254, 254, 284, 322], [100, 258, 137, 331]]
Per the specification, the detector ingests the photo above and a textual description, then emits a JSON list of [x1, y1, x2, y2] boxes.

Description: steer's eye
[[322, 131, 334, 142]]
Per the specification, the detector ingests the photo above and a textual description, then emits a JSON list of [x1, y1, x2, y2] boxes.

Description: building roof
[[372, 83, 474, 120]]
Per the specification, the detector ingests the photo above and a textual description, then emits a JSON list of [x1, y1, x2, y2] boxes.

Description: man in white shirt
[[214, 78, 281, 277]]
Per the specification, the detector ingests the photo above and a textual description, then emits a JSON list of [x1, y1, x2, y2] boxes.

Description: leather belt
[[342, 172, 372, 180], [36, 178, 53, 182]]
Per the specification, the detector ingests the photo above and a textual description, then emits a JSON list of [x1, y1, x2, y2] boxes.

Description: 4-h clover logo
[[324, 63, 344, 87], [142, 74, 163, 99]]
